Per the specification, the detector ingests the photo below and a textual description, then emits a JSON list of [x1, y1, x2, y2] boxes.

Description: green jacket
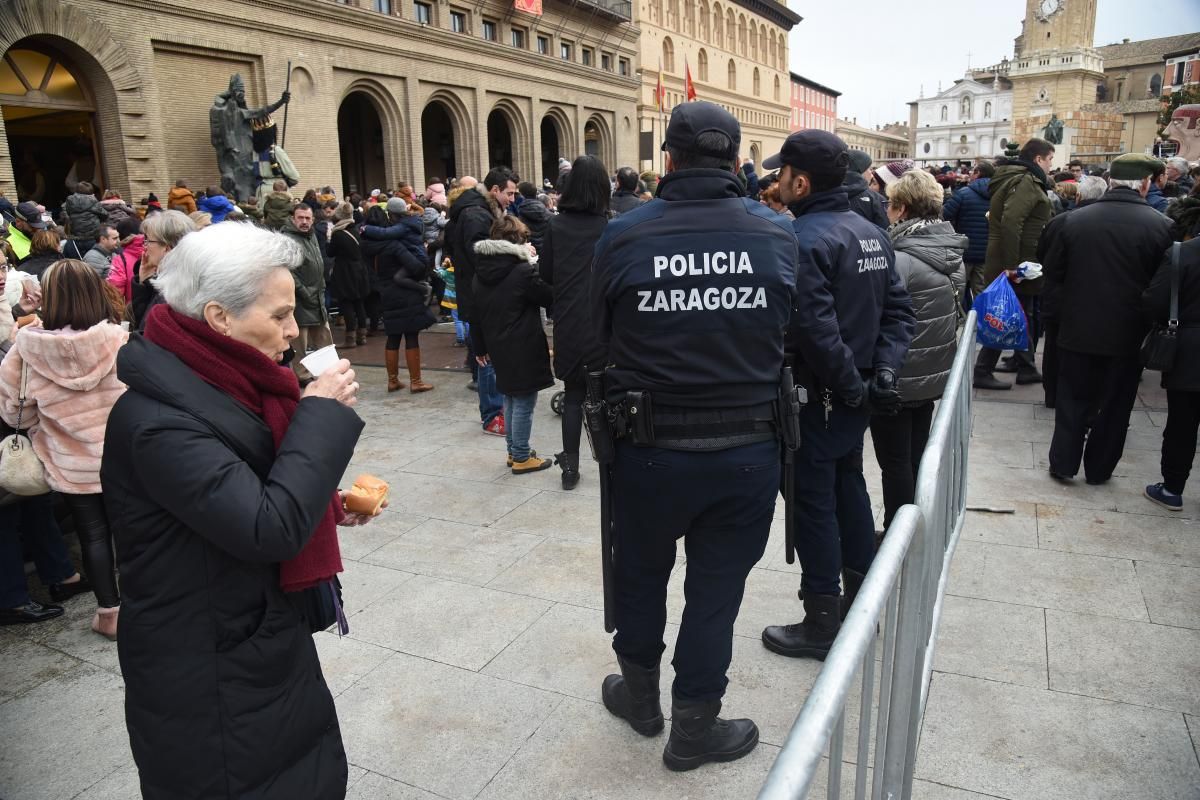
[[280, 220, 327, 327], [984, 162, 1052, 296], [263, 192, 294, 230]]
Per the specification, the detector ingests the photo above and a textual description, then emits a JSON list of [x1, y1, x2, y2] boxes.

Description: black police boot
[[602, 655, 664, 737], [662, 697, 758, 772], [761, 593, 842, 660], [557, 451, 580, 491], [841, 568, 867, 621]]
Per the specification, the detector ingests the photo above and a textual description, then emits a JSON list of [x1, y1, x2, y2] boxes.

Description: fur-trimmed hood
[[16, 322, 128, 391], [473, 239, 534, 286]]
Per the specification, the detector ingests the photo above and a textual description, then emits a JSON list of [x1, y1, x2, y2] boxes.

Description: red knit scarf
[[143, 304, 343, 591]]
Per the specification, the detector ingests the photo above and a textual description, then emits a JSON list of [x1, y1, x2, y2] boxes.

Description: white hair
[[156, 221, 301, 319], [1077, 175, 1108, 202], [1167, 156, 1189, 173], [1109, 177, 1148, 192]]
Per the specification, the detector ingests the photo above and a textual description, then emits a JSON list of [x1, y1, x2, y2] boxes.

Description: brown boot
[[406, 349, 434, 393], [385, 349, 405, 392], [356, 328, 368, 346], [343, 329, 357, 349]]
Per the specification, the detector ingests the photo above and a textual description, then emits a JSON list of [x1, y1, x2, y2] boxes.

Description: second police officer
[[760, 130, 915, 660], [589, 102, 797, 770]]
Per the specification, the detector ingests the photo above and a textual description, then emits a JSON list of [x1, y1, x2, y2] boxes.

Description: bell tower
[[1008, 0, 1106, 143]]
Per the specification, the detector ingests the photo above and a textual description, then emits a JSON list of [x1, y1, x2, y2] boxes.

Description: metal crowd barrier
[[758, 311, 977, 800]]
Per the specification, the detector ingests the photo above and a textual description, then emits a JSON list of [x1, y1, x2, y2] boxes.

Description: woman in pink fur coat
[[0, 259, 128, 639]]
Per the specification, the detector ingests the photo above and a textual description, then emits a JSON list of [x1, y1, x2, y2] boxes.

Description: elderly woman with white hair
[[100, 221, 371, 799]]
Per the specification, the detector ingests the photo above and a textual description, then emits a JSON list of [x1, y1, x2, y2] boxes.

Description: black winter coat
[[360, 223, 436, 336], [540, 210, 608, 384], [842, 171, 889, 230], [517, 199, 552, 253], [471, 239, 554, 395], [610, 190, 642, 216], [942, 178, 991, 264], [1144, 239, 1200, 391], [326, 224, 371, 301], [101, 335, 363, 800], [446, 189, 499, 322], [1041, 187, 1174, 357], [17, 251, 60, 279]]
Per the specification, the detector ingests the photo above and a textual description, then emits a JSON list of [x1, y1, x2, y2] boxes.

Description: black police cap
[[763, 130, 850, 181], [660, 101, 741, 161]]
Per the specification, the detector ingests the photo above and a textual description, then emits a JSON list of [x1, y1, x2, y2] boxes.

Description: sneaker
[[512, 455, 554, 475], [483, 414, 506, 437], [973, 373, 1011, 391], [1144, 483, 1183, 511], [507, 449, 537, 468]]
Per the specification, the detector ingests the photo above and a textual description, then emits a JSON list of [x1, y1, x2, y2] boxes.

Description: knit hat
[[386, 196, 408, 215], [1004, 141, 1020, 158], [847, 149, 874, 174], [1109, 153, 1163, 181], [875, 160, 915, 187]]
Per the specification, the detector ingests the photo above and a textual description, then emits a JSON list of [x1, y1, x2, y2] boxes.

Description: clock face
[[1037, 0, 1062, 21]]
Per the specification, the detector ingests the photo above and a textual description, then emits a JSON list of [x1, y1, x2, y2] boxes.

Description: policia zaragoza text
[[638, 251, 769, 312]]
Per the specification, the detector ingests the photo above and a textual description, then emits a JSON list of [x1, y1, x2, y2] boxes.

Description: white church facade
[[910, 74, 1014, 166]]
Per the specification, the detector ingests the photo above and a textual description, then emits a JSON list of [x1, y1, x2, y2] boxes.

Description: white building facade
[[911, 74, 1013, 166]]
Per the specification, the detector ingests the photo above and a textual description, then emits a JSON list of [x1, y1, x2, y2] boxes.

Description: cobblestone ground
[[1, 360, 1197, 800]]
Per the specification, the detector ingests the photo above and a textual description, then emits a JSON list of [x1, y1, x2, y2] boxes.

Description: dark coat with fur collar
[[470, 239, 554, 395]]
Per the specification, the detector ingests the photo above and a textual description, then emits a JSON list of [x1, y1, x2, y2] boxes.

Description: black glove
[[280, 90, 292, 104], [868, 367, 901, 416]]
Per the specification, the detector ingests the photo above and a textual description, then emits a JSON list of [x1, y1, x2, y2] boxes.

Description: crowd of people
[[0, 108, 1197, 795]]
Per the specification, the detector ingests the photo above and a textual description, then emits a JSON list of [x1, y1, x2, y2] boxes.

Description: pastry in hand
[[344, 474, 389, 516]]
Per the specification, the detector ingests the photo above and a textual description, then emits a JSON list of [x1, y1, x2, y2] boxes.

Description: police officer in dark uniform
[[759, 131, 915, 660], [590, 102, 797, 770]]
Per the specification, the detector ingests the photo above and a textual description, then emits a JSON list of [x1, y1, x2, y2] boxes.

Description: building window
[[561, 41, 573, 61], [940, 105, 948, 121], [582, 48, 593, 66], [619, 58, 630, 76], [960, 95, 971, 119], [726, 10, 735, 51], [413, 1, 431, 23], [773, 75, 780, 102], [511, 27, 526, 48], [450, 10, 466, 31], [662, 37, 675, 72], [537, 35, 549, 55], [371, 0, 392, 12], [698, 48, 708, 81], [699, 3, 709, 39], [1172, 63, 1185, 86], [602, 52, 613, 71], [482, 20, 497, 41], [1153, 72, 1165, 95], [727, 59, 736, 90], [753, 67, 760, 96]]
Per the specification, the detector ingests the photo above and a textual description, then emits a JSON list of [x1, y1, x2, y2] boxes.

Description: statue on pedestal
[[210, 74, 291, 201], [1043, 114, 1064, 145]]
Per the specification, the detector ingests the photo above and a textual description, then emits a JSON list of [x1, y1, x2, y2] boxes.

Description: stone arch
[[662, 37, 675, 73], [697, 48, 709, 81], [337, 78, 404, 195], [753, 67, 761, 97], [777, 32, 786, 70], [421, 88, 473, 181], [0, 0, 144, 199], [737, 14, 747, 57], [584, 113, 614, 170], [540, 106, 574, 185], [487, 97, 530, 177], [725, 10, 736, 51], [749, 20, 759, 59], [712, 4, 723, 46]]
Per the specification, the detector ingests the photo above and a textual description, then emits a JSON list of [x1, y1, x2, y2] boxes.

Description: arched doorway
[[422, 101, 457, 182], [337, 91, 386, 196], [486, 109, 513, 171], [1, 40, 102, 207], [750, 143, 760, 164], [584, 119, 601, 159], [540, 116, 560, 187]]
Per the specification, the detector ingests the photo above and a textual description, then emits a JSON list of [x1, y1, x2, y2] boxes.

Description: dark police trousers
[[793, 400, 875, 597], [611, 439, 777, 702], [1049, 347, 1142, 482]]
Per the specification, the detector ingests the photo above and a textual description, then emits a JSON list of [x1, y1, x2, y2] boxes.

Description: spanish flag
[[656, 60, 665, 110], [685, 58, 696, 101]]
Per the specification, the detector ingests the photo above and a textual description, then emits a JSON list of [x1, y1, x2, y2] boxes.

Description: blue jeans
[[451, 309, 468, 344], [0, 495, 76, 607], [478, 363, 504, 427], [503, 392, 538, 461]]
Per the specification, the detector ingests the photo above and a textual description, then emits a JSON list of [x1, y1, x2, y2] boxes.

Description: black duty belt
[[624, 399, 778, 451]]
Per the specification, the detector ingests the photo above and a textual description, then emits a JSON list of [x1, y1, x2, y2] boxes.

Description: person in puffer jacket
[[196, 186, 237, 224], [872, 169, 966, 530], [62, 181, 107, 242], [942, 160, 993, 304]]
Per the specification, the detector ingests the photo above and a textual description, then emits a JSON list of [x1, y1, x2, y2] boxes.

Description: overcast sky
[[788, 0, 1200, 128]]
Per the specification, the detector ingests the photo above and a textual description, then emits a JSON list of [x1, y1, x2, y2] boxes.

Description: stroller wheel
[[550, 390, 565, 416]]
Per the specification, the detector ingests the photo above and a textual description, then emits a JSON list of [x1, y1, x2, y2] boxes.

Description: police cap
[[763, 130, 850, 184], [1109, 153, 1162, 181], [660, 101, 740, 161]]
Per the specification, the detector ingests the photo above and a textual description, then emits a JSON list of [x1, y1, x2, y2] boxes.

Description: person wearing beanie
[[842, 149, 888, 229], [1042, 152, 1173, 485]]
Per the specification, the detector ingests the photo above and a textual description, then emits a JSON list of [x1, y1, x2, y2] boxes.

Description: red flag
[[514, 0, 542, 16], [656, 61, 665, 110], [685, 58, 697, 101]]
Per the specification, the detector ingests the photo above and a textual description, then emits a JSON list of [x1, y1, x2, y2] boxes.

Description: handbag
[[1140, 242, 1182, 372], [0, 361, 51, 497]]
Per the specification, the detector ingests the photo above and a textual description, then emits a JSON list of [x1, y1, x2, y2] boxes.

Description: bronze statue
[[210, 75, 290, 201], [1043, 114, 1064, 146]]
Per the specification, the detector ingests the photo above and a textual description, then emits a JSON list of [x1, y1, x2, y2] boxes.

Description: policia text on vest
[[638, 251, 768, 312]]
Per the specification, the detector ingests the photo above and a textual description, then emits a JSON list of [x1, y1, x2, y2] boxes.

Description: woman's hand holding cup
[[303, 358, 359, 408]]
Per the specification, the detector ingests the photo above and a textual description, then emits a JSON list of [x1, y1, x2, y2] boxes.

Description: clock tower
[[1008, 0, 1106, 148]]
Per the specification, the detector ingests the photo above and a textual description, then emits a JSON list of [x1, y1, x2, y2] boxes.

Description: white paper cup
[[300, 344, 339, 377]]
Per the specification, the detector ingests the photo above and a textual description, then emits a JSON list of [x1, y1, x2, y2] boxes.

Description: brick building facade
[[788, 72, 838, 134], [0, 0, 640, 209]]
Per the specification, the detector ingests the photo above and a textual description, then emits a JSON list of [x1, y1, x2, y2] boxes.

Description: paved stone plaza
[[1, 356, 1198, 800]]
